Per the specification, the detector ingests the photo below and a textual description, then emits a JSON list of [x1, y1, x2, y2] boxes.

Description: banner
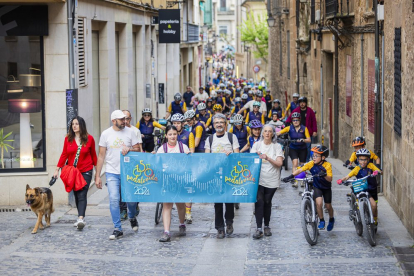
[[120, 153, 262, 203], [159, 9, 180, 44]]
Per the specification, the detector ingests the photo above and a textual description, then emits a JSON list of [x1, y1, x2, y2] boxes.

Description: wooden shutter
[[77, 17, 87, 87]]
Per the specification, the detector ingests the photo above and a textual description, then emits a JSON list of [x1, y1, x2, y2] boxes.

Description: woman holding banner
[[155, 125, 190, 242], [250, 124, 284, 239]]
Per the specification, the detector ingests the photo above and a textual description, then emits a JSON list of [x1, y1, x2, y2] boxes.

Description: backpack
[[208, 132, 233, 149], [163, 142, 184, 153]]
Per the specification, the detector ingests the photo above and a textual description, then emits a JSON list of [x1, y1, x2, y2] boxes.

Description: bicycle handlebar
[[337, 173, 377, 186]]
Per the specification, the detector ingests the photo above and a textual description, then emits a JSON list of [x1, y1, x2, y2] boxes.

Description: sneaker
[[120, 209, 127, 221], [318, 220, 325, 230], [264, 226, 272, 236], [73, 220, 79, 227], [179, 225, 186, 236], [135, 203, 140, 217], [292, 181, 298, 188], [130, 218, 138, 231], [253, 229, 263, 239], [76, 219, 85, 230], [226, 223, 234, 235], [109, 230, 123, 240], [300, 181, 304, 187], [217, 230, 225, 239], [185, 213, 192, 224], [327, 218, 335, 231], [159, 232, 171, 242]]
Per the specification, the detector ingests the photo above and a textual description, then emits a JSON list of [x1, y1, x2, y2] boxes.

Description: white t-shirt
[[251, 141, 284, 188], [128, 125, 143, 143], [156, 142, 190, 153], [204, 133, 240, 153], [194, 92, 209, 102], [245, 100, 267, 113], [99, 127, 139, 174]]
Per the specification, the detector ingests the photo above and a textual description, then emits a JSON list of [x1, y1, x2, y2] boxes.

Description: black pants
[[74, 170, 92, 217], [254, 185, 277, 228], [214, 203, 234, 231]]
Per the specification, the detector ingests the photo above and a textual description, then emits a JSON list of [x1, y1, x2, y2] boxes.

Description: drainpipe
[[333, 21, 339, 158], [380, 28, 384, 193], [320, 64, 323, 130], [360, 34, 364, 136], [67, 0, 76, 89], [374, 0, 382, 165]]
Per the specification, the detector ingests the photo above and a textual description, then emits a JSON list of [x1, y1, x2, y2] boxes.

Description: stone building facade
[[268, 0, 414, 236]]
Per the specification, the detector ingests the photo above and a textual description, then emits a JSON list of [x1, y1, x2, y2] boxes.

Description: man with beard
[[95, 110, 141, 240]]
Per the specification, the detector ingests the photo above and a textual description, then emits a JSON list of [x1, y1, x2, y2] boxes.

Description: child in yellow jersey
[[344, 136, 380, 167], [338, 148, 382, 227]]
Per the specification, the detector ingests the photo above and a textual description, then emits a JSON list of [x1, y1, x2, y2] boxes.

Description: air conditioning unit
[[315, 10, 321, 23]]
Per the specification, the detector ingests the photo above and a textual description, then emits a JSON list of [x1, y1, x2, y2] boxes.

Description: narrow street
[[0, 157, 412, 275]]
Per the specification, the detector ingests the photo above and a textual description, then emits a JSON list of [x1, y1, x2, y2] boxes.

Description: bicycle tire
[[235, 203, 240, 210], [300, 198, 318, 245], [351, 195, 363, 236], [284, 147, 289, 171], [155, 202, 163, 225], [360, 200, 376, 246]]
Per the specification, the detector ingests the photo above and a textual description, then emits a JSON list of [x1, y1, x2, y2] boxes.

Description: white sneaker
[[76, 219, 85, 230]]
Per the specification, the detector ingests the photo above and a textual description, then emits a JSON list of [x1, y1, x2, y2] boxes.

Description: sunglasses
[[143, 114, 151, 117], [292, 119, 300, 122]]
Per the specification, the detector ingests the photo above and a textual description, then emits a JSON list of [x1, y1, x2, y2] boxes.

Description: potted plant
[[0, 128, 14, 169]]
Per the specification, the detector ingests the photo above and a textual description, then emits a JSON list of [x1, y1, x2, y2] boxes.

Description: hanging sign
[[159, 9, 180, 44]]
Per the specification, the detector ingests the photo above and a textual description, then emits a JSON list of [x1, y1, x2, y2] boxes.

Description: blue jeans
[[106, 173, 137, 231], [306, 142, 312, 162]]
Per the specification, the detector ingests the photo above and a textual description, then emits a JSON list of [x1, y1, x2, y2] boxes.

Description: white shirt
[[98, 127, 139, 174], [245, 100, 267, 113], [194, 92, 209, 102], [128, 125, 143, 143], [204, 132, 240, 153], [251, 141, 284, 188], [156, 143, 190, 153]]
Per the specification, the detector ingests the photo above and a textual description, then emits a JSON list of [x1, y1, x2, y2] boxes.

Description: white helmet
[[233, 114, 244, 124], [197, 102, 207, 111], [142, 108, 152, 115], [234, 97, 241, 103], [225, 90, 232, 95], [174, 93, 182, 101], [293, 93, 300, 98], [171, 113, 184, 122], [184, 110, 196, 120], [241, 94, 248, 100]]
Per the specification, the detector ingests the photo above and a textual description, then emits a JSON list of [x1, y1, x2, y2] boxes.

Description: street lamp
[[267, 14, 276, 28]]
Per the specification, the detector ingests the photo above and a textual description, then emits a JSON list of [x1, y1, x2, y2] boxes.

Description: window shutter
[[296, 0, 300, 27], [77, 17, 87, 87], [394, 28, 402, 136], [311, 0, 315, 24]]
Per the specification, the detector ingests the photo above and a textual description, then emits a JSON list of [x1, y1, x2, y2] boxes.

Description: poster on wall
[[66, 89, 78, 132], [346, 55, 352, 117], [368, 59, 375, 133], [158, 9, 180, 44]]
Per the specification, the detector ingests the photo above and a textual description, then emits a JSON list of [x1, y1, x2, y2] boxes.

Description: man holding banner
[[205, 113, 240, 239]]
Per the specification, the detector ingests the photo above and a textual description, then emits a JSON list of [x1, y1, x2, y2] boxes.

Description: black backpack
[[208, 132, 233, 149]]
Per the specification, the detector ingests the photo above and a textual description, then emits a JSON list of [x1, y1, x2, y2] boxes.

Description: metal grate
[[0, 208, 31, 212], [394, 28, 402, 136], [77, 17, 87, 87]]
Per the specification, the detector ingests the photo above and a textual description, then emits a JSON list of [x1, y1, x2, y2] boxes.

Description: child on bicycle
[[338, 148, 382, 227], [268, 111, 284, 129], [344, 136, 380, 168], [282, 145, 335, 231], [240, 120, 262, 153]]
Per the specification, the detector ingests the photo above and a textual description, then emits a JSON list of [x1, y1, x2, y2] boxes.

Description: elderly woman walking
[[250, 124, 284, 239]]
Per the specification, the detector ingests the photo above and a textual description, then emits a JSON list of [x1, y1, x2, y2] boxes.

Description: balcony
[[182, 23, 200, 43], [217, 7, 235, 15], [325, 0, 355, 18]]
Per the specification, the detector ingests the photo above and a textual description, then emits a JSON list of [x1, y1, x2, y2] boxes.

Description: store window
[[0, 36, 45, 171]]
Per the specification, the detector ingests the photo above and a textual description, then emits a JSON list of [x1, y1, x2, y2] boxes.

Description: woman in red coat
[[54, 116, 97, 230]]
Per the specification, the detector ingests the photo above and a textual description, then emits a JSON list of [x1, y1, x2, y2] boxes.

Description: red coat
[[57, 135, 97, 173], [286, 107, 318, 136]]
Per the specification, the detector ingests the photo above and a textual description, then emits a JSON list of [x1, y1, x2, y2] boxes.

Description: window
[[311, 0, 315, 24], [394, 28, 402, 136], [0, 36, 45, 171], [219, 26, 228, 38], [220, 0, 226, 11]]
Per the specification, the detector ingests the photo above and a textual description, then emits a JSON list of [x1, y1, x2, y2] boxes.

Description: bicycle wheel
[[284, 147, 289, 171], [300, 198, 318, 245], [155, 202, 163, 225], [360, 200, 376, 246], [352, 196, 363, 236]]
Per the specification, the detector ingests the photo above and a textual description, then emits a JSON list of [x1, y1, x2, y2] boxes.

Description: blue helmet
[[249, 119, 263, 129]]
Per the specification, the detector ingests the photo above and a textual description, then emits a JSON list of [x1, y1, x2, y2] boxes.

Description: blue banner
[[120, 153, 262, 203]]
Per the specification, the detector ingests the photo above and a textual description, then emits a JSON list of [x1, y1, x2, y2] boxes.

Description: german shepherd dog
[[25, 184, 54, 234]]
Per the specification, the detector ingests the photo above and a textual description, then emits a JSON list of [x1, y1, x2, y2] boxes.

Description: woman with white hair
[[250, 124, 284, 239]]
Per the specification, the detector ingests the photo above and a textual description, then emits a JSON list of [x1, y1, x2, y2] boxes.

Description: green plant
[[239, 13, 269, 63], [0, 128, 14, 169]]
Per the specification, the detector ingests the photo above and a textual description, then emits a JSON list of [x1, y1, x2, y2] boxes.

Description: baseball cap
[[111, 110, 126, 120]]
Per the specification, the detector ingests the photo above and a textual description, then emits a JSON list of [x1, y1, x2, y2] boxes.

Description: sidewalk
[[0, 157, 412, 275]]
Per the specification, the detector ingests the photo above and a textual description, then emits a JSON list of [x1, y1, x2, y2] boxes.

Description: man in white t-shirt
[[95, 110, 141, 240], [237, 91, 267, 114], [194, 87, 209, 102], [205, 113, 239, 239]]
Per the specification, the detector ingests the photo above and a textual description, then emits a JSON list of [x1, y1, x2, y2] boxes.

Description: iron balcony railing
[[182, 23, 200, 43], [326, 0, 354, 18]]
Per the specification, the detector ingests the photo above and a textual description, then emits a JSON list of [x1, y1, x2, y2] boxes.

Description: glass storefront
[[0, 36, 45, 171]]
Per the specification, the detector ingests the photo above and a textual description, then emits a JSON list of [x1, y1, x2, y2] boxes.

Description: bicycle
[[277, 136, 293, 171], [338, 174, 377, 246], [153, 127, 166, 225]]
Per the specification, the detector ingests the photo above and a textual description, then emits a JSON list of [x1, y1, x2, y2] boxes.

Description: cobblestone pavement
[[0, 158, 412, 276]]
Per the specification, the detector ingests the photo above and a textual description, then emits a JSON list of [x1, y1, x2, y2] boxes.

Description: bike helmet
[[291, 112, 301, 119], [142, 108, 152, 115], [236, 87, 241, 92], [241, 94, 248, 100], [249, 119, 263, 129], [248, 90, 253, 95], [256, 90, 263, 97], [253, 101, 261, 107], [292, 93, 300, 98], [211, 96, 218, 101], [199, 86, 204, 90], [233, 114, 244, 124], [213, 104, 223, 111], [207, 98, 213, 103], [171, 113, 184, 122], [356, 148, 371, 157], [184, 110, 196, 120], [197, 102, 207, 111], [234, 97, 241, 103], [258, 85, 263, 90], [225, 90, 232, 96], [272, 111, 280, 117], [273, 99, 281, 104], [243, 86, 249, 90], [311, 145, 329, 158], [352, 136, 366, 147], [174, 93, 182, 101], [298, 96, 308, 104], [219, 83, 226, 89]]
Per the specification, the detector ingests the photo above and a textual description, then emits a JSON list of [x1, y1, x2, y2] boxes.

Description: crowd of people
[[51, 57, 382, 242]]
